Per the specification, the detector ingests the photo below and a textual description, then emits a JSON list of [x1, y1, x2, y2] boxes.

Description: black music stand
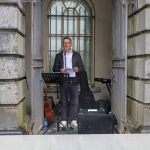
[[42, 72, 72, 133], [94, 78, 111, 95], [42, 72, 69, 100], [42, 72, 69, 83]]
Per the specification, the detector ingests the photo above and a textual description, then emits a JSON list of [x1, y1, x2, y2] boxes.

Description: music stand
[[42, 72, 69, 83], [94, 78, 111, 95], [42, 72, 72, 133], [42, 72, 69, 99]]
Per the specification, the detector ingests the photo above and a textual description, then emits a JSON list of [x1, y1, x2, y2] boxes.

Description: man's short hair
[[63, 37, 72, 43]]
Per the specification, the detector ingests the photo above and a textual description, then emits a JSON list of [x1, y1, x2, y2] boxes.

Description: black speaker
[[78, 109, 117, 134]]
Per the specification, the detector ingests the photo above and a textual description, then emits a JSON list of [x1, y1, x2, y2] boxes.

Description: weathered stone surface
[[0, 32, 25, 55], [128, 58, 150, 79], [128, 33, 150, 56], [0, 2, 26, 130], [143, 104, 150, 126], [128, 79, 144, 103], [128, 8, 150, 35], [18, 100, 26, 126], [0, 0, 24, 12], [128, 0, 150, 14], [0, 80, 25, 104], [127, 2, 150, 129], [0, 101, 26, 128], [127, 98, 150, 126], [0, 6, 17, 28], [138, 0, 150, 9], [17, 6, 25, 34], [127, 98, 138, 121], [0, 6, 25, 34], [0, 106, 18, 128], [0, 57, 25, 79], [128, 79, 150, 103]]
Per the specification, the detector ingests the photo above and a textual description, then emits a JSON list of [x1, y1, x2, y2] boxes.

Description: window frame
[[47, 0, 95, 82]]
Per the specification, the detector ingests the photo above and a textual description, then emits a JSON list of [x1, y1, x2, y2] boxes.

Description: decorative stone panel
[[138, 0, 150, 9], [18, 100, 26, 126], [128, 8, 150, 35], [0, 101, 26, 128], [127, 98, 138, 121], [0, 6, 25, 34], [0, 80, 25, 104], [128, 58, 150, 79], [0, 57, 25, 79], [0, 0, 25, 13], [142, 104, 150, 126], [0, 106, 18, 128], [128, 33, 150, 56], [127, 98, 150, 126], [128, 79, 150, 103], [0, 32, 25, 55]]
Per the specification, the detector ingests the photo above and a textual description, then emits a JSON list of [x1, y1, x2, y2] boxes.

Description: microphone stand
[[64, 51, 70, 129], [64, 51, 66, 71], [64, 51, 69, 127]]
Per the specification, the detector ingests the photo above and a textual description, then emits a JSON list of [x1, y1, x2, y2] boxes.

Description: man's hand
[[60, 69, 66, 73], [73, 67, 79, 72]]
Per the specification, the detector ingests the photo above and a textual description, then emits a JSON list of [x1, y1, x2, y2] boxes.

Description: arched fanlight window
[[48, 0, 94, 80]]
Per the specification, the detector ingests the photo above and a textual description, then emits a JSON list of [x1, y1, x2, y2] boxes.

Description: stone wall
[[127, 0, 150, 132], [0, 0, 26, 129]]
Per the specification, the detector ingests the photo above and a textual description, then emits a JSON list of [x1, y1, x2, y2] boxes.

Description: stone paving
[[38, 121, 78, 135]]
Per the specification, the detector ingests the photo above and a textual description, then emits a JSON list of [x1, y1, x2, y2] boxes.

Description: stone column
[[25, 0, 44, 134], [0, 0, 26, 133], [127, 0, 150, 133]]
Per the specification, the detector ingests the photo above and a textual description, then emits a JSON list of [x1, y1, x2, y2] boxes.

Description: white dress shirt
[[63, 50, 76, 77]]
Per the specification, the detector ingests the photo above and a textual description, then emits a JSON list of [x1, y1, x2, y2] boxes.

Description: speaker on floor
[[78, 109, 117, 134]]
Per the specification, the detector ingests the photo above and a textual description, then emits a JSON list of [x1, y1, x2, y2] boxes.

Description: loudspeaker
[[78, 109, 117, 134]]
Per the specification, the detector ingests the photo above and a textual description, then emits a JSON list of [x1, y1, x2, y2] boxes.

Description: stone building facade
[[127, 0, 150, 133], [0, 1, 26, 130], [0, 0, 150, 134]]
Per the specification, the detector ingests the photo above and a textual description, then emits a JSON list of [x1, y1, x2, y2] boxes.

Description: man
[[53, 37, 84, 128]]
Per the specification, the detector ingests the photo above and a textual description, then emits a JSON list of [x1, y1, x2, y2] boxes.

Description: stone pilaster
[[0, 0, 26, 131], [127, 0, 150, 133]]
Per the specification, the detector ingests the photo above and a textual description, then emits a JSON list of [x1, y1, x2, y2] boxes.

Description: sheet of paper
[[66, 68, 76, 77]]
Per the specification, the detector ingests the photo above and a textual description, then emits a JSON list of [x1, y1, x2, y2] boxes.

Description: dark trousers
[[60, 82, 78, 122]]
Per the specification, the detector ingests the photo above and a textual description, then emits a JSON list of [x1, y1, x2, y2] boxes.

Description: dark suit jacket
[[53, 50, 84, 84]]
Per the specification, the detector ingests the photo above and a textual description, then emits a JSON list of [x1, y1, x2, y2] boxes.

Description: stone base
[[141, 126, 150, 133], [0, 128, 23, 135], [0, 100, 26, 129]]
